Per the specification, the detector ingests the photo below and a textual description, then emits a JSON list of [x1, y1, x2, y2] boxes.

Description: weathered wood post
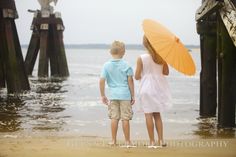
[[0, 0, 30, 93], [196, 0, 219, 117], [24, 0, 69, 77], [24, 13, 40, 76], [196, 0, 236, 127], [217, 0, 236, 127], [0, 53, 5, 88]]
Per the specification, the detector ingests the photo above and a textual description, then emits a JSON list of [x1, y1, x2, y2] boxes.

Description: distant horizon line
[[21, 43, 200, 50]]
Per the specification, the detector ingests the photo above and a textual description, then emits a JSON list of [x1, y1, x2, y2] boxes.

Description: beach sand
[[0, 136, 235, 157]]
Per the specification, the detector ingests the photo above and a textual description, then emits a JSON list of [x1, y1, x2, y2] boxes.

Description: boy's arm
[[128, 76, 135, 105], [99, 78, 108, 105]]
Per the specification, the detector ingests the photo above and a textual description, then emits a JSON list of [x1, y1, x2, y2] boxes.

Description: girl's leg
[[122, 120, 131, 144], [145, 113, 155, 145], [111, 119, 119, 144], [153, 112, 164, 145]]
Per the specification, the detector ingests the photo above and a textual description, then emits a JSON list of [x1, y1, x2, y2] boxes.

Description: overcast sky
[[15, 0, 201, 45]]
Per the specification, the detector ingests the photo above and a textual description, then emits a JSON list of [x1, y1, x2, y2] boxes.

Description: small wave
[[65, 119, 107, 126], [3, 135, 18, 138], [164, 118, 199, 124], [64, 100, 101, 108], [168, 76, 200, 81]]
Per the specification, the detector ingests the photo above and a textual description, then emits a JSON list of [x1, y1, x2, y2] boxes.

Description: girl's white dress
[[138, 54, 172, 113]]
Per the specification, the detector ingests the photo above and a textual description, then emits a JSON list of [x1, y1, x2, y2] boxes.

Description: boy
[[99, 41, 135, 147]]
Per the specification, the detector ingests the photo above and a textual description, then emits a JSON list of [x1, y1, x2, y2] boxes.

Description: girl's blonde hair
[[143, 36, 165, 64], [110, 41, 125, 55]]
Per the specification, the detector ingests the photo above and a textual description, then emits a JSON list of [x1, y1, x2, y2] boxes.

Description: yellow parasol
[[143, 19, 196, 76]]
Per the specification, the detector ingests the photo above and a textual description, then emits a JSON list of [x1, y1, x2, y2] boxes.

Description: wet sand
[[0, 136, 236, 157]]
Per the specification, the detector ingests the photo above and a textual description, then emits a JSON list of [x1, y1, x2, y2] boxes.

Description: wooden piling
[[0, 59, 5, 88], [216, 14, 223, 126], [25, 12, 69, 78], [38, 30, 49, 77], [196, 0, 236, 127], [197, 16, 217, 117], [54, 26, 69, 77], [24, 31, 40, 76], [48, 24, 60, 76], [0, 17, 5, 88], [3, 18, 30, 93], [0, 0, 30, 93], [217, 17, 236, 127]]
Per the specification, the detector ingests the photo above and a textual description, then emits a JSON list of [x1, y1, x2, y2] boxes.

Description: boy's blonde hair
[[143, 36, 164, 64], [110, 41, 125, 55]]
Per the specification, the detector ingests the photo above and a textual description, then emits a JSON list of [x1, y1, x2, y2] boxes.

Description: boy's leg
[[111, 119, 119, 144], [153, 112, 164, 145], [122, 120, 131, 143], [120, 101, 133, 144], [109, 100, 120, 145], [145, 113, 155, 145]]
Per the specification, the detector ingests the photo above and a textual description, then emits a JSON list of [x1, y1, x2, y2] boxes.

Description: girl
[[135, 36, 172, 148]]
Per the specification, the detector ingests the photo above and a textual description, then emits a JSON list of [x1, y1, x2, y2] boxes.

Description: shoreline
[[0, 136, 235, 157]]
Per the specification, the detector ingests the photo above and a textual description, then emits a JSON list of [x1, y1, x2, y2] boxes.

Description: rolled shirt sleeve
[[126, 67, 133, 76]]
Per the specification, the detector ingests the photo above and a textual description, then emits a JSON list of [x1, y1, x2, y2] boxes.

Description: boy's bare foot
[[108, 141, 117, 146]]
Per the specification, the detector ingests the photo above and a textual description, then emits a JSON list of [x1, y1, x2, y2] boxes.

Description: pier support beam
[[217, 17, 236, 128], [197, 15, 217, 117], [196, 0, 236, 127], [0, 54, 5, 88], [24, 31, 40, 76], [0, 0, 30, 93], [24, 12, 69, 78]]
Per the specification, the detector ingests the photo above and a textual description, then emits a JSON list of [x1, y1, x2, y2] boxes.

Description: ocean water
[[0, 48, 235, 139]]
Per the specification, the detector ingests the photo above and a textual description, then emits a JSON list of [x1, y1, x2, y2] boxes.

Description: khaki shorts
[[108, 100, 133, 120]]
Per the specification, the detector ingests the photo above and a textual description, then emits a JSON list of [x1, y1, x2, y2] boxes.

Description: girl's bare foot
[[147, 141, 161, 148], [120, 141, 136, 148], [158, 140, 167, 147]]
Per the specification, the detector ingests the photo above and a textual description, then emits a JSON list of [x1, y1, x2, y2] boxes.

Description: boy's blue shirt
[[101, 59, 133, 100]]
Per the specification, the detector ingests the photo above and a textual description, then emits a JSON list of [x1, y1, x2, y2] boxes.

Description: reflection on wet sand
[[193, 117, 236, 138]]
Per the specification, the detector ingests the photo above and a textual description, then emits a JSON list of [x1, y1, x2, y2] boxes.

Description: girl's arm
[[162, 62, 169, 75], [135, 57, 143, 80], [128, 76, 135, 105]]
